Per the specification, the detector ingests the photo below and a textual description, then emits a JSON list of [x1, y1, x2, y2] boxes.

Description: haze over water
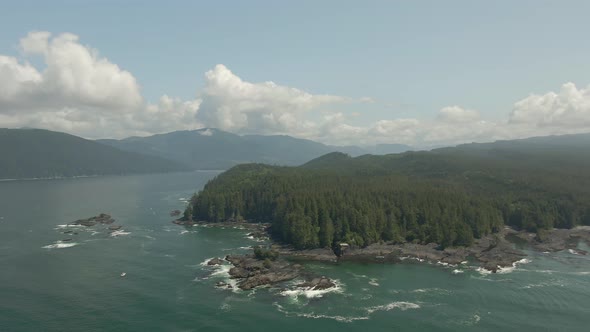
[[0, 172, 588, 331]]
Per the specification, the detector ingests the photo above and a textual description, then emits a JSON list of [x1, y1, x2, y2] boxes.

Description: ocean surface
[[1, 171, 589, 331]]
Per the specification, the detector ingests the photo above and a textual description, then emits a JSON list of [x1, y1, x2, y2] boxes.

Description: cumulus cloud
[[437, 106, 480, 123], [196, 64, 347, 135], [509, 82, 590, 128], [0, 31, 202, 138]]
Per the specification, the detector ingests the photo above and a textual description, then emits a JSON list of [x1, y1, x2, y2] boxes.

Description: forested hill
[[185, 133, 590, 250], [0, 128, 188, 179]]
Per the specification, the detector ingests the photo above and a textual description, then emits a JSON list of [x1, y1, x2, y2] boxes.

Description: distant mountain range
[[0, 128, 188, 179], [0, 127, 415, 179], [98, 128, 414, 170]]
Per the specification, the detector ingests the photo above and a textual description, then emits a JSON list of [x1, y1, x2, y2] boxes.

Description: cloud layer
[[1, 31, 590, 145]]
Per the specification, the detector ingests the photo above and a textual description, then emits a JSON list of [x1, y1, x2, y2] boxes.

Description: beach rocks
[[170, 210, 182, 217]]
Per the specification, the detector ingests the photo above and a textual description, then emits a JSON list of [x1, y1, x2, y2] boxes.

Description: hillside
[[0, 128, 188, 179], [98, 128, 415, 170], [185, 133, 590, 250]]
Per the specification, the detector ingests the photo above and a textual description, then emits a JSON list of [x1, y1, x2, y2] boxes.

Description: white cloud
[[0, 31, 202, 138], [509, 82, 590, 128], [196, 64, 347, 135], [437, 106, 480, 123]]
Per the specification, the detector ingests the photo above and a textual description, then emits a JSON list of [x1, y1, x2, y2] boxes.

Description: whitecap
[[180, 230, 189, 235], [110, 230, 130, 237], [368, 278, 379, 286], [452, 269, 464, 274], [42, 241, 78, 249], [366, 301, 420, 314], [476, 267, 493, 275], [273, 303, 369, 322]]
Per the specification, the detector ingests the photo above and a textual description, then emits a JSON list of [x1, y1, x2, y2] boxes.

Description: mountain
[[0, 128, 188, 179], [98, 128, 373, 170], [185, 132, 590, 249], [372, 143, 413, 154]]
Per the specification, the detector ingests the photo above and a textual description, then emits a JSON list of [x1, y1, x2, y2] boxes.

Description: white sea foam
[[476, 267, 493, 275], [522, 279, 565, 289], [568, 249, 579, 255], [55, 224, 84, 229], [180, 230, 189, 235], [452, 269, 464, 274], [273, 303, 369, 322], [42, 241, 78, 249], [199, 257, 217, 266], [497, 258, 531, 274], [366, 301, 420, 314], [348, 272, 369, 279], [411, 287, 450, 295], [110, 230, 130, 237], [208, 263, 239, 292], [368, 278, 379, 286], [476, 258, 531, 275], [280, 280, 343, 299]]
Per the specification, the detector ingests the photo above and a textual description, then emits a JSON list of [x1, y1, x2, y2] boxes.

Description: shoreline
[[179, 219, 590, 271]]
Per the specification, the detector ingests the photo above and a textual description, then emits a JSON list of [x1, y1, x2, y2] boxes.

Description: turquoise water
[[0, 172, 589, 331]]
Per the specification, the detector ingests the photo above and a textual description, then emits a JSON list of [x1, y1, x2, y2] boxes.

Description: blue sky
[[1, 1, 590, 146]]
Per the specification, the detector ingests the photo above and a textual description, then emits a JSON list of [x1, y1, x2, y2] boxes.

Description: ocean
[[0, 171, 588, 331]]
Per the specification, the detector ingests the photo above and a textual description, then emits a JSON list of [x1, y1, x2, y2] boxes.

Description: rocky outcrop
[[70, 213, 115, 226], [275, 247, 338, 262], [296, 277, 335, 290], [207, 257, 224, 266], [222, 254, 336, 291], [510, 226, 590, 253]]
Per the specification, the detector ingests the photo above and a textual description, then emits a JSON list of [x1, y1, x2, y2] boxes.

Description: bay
[[0, 171, 588, 331]]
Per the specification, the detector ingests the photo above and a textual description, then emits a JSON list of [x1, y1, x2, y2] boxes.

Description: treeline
[[186, 139, 590, 249]]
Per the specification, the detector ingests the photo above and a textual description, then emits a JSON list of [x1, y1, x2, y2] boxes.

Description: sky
[[1, 0, 590, 147]]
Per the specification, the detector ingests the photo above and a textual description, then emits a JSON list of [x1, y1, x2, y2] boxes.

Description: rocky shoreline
[[179, 218, 590, 291], [276, 226, 589, 272]]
